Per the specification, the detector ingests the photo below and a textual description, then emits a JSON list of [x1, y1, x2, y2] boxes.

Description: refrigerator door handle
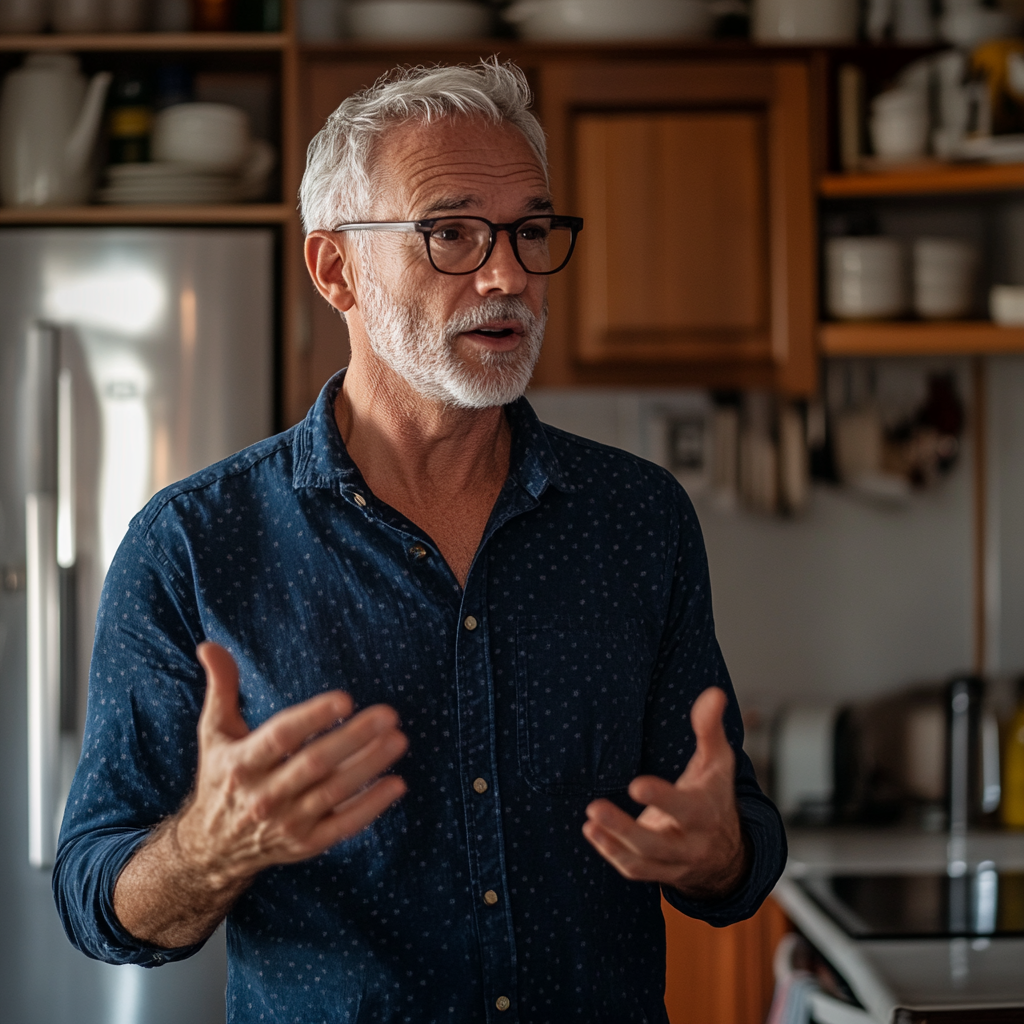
[[25, 322, 61, 869]]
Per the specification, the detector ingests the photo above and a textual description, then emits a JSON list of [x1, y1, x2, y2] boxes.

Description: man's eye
[[432, 228, 463, 242], [518, 226, 548, 242]]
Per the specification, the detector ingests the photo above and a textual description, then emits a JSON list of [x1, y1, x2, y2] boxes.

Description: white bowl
[[152, 103, 251, 171], [991, 285, 1024, 326], [505, 0, 712, 41], [348, 0, 491, 40], [826, 237, 908, 321]]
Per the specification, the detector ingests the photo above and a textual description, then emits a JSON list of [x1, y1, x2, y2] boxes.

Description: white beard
[[359, 261, 547, 410]]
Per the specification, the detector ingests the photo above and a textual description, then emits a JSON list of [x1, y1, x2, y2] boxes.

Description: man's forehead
[[373, 116, 550, 214]]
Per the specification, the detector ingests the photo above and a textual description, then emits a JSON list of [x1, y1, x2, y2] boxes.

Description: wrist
[[672, 828, 751, 901]]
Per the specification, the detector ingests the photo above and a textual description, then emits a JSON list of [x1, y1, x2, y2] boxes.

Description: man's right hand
[[113, 642, 408, 948]]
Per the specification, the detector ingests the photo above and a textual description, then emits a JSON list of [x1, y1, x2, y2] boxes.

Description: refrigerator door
[[0, 227, 274, 1024]]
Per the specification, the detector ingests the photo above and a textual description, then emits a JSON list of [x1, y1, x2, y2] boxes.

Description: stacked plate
[[97, 163, 240, 205]]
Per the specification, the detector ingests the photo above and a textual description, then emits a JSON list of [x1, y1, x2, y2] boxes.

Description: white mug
[[913, 237, 977, 320], [752, 0, 858, 42], [826, 237, 908, 320], [871, 88, 930, 161]]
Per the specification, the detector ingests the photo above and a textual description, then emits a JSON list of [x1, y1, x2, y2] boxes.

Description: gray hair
[[298, 59, 548, 234]]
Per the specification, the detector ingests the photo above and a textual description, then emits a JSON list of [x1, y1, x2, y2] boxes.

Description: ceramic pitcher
[[0, 53, 112, 208]]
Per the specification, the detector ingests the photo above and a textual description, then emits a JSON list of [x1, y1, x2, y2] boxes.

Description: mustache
[[443, 297, 541, 340]]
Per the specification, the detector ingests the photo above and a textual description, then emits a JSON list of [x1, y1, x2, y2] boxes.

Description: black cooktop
[[799, 870, 1024, 939]]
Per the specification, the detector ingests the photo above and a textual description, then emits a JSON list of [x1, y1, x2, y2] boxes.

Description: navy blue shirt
[[54, 371, 785, 1024]]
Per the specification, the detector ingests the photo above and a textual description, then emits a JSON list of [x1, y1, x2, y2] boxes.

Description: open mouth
[[472, 327, 516, 339]]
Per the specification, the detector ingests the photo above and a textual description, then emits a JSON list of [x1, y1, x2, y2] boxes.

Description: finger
[[197, 642, 248, 743], [627, 774, 695, 824], [261, 710, 408, 819], [684, 687, 733, 777], [581, 817, 668, 884], [236, 690, 355, 772], [303, 774, 408, 854], [585, 798, 684, 866]]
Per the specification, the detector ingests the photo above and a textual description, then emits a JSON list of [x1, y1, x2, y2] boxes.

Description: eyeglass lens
[[425, 217, 574, 274]]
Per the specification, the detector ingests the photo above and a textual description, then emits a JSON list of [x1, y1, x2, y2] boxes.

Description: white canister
[[752, 0, 858, 42], [826, 236, 908, 320], [913, 237, 978, 320], [870, 87, 930, 161]]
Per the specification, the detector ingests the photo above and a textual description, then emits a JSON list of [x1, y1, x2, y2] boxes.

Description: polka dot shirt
[[54, 370, 785, 1024]]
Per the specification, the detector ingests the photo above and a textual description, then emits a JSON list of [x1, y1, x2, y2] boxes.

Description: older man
[[55, 62, 785, 1022]]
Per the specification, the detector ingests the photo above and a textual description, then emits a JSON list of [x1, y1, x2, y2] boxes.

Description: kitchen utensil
[[751, 0, 857, 42], [870, 87, 930, 162], [0, 0, 48, 33], [151, 102, 251, 170], [940, 0, 1017, 48], [504, 0, 712, 41], [52, 0, 104, 31], [913, 237, 978, 320], [348, 0, 489, 40], [0, 54, 111, 207], [826, 236, 908, 320], [991, 284, 1024, 324]]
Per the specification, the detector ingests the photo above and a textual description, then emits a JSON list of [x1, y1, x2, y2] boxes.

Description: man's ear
[[305, 231, 358, 313]]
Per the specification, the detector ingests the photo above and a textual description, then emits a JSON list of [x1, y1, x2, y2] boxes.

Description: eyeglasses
[[330, 214, 584, 276]]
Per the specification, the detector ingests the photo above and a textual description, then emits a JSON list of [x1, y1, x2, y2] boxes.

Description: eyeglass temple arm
[[330, 222, 422, 234]]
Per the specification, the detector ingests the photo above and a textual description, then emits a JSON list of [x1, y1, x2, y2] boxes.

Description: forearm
[[113, 809, 252, 949]]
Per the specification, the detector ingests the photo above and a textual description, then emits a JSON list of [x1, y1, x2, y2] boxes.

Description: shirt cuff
[[660, 794, 787, 928], [54, 827, 209, 967]]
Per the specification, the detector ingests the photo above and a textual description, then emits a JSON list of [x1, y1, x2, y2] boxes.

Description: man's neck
[[334, 347, 512, 586]]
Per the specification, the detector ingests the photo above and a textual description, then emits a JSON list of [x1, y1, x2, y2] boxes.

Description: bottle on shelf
[[107, 70, 153, 166], [1002, 679, 1024, 829]]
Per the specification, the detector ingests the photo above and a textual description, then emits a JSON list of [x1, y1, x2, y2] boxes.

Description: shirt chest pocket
[[514, 615, 647, 796]]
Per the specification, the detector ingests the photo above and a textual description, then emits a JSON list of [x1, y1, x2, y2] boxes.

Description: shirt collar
[[291, 368, 576, 496]]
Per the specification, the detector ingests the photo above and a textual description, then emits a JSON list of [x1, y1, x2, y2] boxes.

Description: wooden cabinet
[[663, 894, 789, 1024], [537, 57, 817, 395]]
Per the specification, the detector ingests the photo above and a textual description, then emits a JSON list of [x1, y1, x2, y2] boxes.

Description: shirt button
[[496, 996, 510, 1012], [483, 889, 499, 906], [353, 493, 367, 508], [472, 777, 489, 794], [408, 543, 427, 560], [463, 615, 478, 631]]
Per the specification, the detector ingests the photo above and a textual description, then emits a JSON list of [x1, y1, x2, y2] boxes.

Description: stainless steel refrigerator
[[0, 227, 275, 1024]]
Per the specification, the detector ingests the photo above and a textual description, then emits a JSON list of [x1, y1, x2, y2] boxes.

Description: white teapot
[[0, 54, 112, 207]]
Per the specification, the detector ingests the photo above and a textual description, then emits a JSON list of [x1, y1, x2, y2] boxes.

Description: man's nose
[[474, 230, 528, 295]]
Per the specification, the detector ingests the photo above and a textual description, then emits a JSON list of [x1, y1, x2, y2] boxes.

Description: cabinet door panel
[[576, 110, 769, 361], [539, 59, 816, 394]]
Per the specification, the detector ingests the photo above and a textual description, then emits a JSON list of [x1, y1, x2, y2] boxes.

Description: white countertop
[[774, 828, 1024, 1023]]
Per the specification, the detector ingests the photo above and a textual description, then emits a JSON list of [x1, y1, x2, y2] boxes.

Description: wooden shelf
[[821, 162, 1024, 198], [0, 203, 292, 224], [820, 321, 1024, 356], [0, 32, 287, 52]]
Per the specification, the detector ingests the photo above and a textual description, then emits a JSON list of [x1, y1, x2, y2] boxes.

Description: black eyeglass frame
[[330, 214, 584, 276]]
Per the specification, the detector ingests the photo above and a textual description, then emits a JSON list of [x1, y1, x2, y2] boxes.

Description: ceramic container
[[752, 0, 857, 42], [826, 236, 908, 320], [913, 237, 978, 320], [505, 0, 712, 41]]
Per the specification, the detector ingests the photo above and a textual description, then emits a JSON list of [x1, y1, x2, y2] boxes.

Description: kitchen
[[1, 1, 1024, 1022]]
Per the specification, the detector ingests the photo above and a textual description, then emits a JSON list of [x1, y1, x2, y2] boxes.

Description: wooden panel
[[575, 110, 769, 364], [663, 895, 789, 1024], [821, 162, 1024, 199], [535, 57, 817, 395], [820, 321, 1024, 357]]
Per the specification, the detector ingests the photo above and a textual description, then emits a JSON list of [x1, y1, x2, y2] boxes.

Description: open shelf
[[821, 163, 1024, 199], [820, 321, 1024, 357], [0, 203, 292, 224], [0, 31, 287, 51]]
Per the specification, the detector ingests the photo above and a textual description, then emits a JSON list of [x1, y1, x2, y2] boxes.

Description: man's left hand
[[582, 686, 749, 900]]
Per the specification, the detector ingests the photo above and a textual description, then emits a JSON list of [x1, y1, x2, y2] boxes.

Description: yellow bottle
[[1002, 698, 1024, 828]]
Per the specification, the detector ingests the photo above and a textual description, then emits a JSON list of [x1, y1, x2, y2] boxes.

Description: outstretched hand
[[582, 687, 748, 899], [114, 642, 408, 948]]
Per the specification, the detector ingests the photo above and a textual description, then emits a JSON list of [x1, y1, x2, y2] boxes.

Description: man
[[55, 61, 785, 1022]]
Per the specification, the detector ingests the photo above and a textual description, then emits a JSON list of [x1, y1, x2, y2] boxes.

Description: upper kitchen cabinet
[[534, 57, 818, 396]]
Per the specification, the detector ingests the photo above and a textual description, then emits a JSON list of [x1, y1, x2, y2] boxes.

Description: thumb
[[682, 686, 733, 779], [196, 641, 249, 743]]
